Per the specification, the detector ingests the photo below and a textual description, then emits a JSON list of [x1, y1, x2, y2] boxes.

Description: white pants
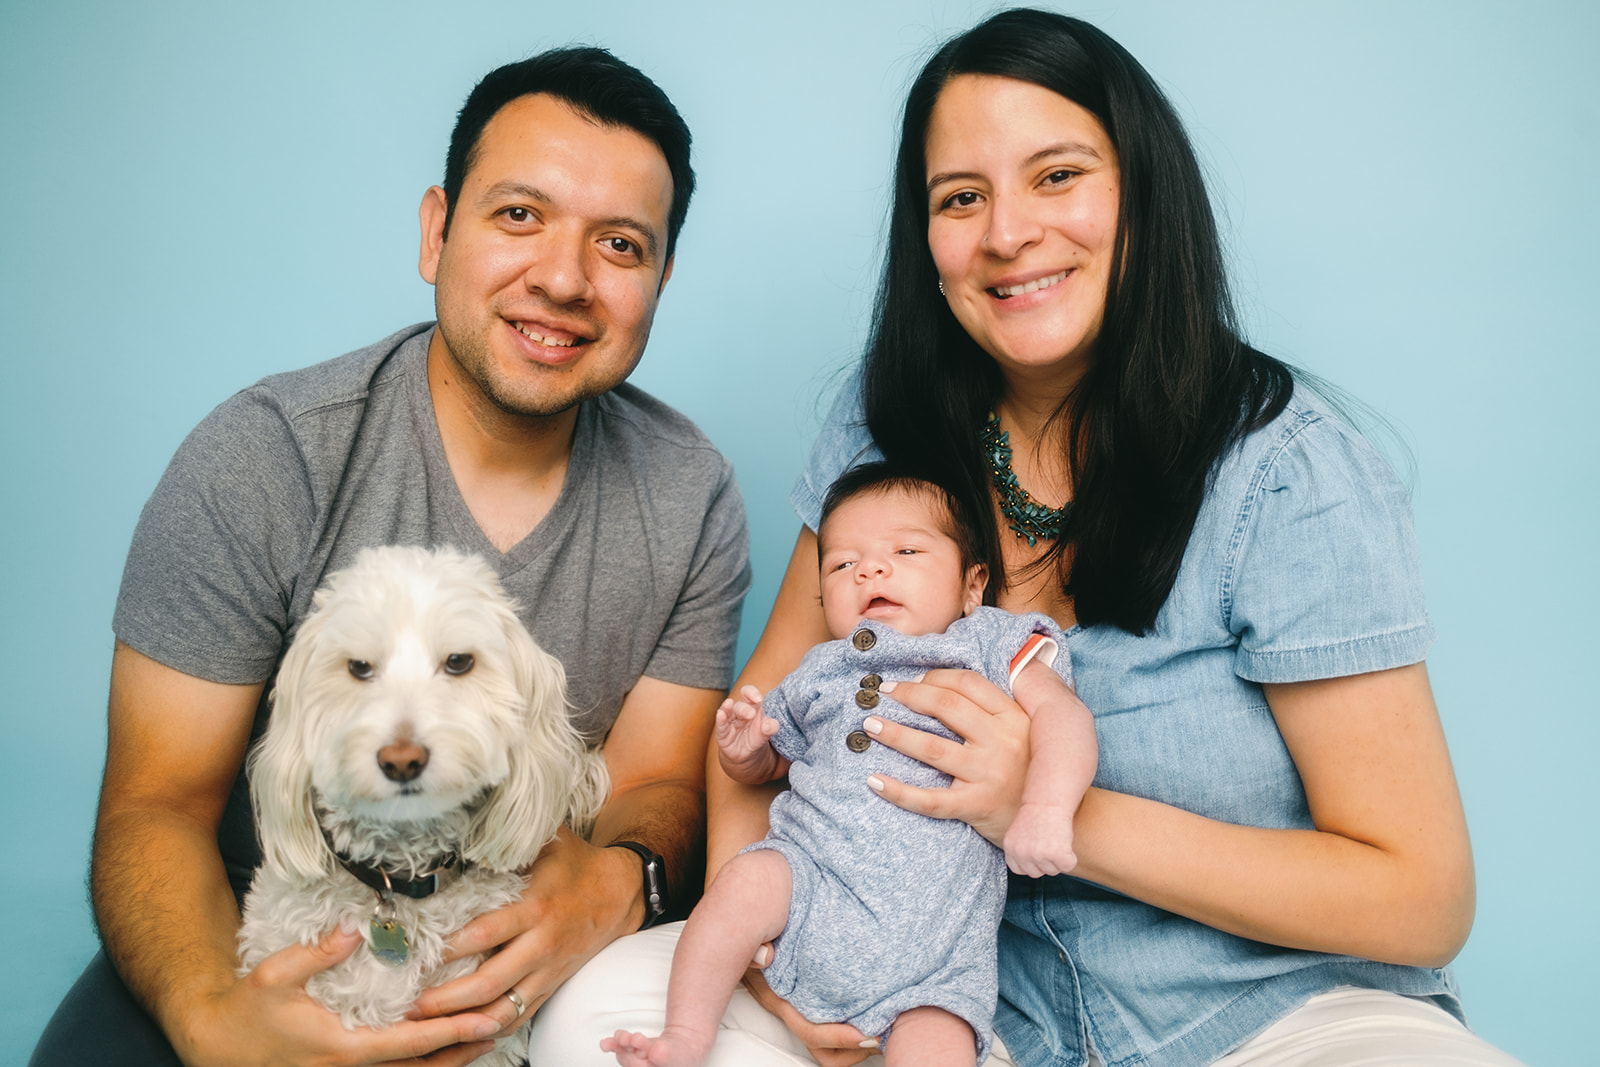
[[528, 923, 1520, 1067]]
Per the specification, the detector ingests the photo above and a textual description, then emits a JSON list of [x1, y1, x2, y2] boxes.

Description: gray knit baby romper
[[745, 606, 1072, 1060]]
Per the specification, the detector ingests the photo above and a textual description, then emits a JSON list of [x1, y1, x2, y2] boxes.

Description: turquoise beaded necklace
[[980, 411, 1068, 547]]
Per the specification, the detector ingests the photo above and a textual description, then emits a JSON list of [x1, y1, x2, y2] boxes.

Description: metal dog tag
[[369, 897, 410, 966]]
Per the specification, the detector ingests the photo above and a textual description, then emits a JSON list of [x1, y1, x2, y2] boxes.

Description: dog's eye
[[347, 659, 375, 680], [443, 653, 475, 676]]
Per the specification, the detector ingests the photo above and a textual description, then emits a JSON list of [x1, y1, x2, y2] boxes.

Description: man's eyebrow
[[476, 181, 660, 260], [478, 180, 552, 206], [926, 141, 1105, 195]]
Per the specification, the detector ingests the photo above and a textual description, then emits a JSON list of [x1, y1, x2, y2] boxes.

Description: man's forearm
[[589, 778, 705, 917], [92, 805, 243, 1036]]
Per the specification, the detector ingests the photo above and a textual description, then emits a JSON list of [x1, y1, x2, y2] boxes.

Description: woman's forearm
[[1071, 665, 1474, 968], [705, 526, 832, 884]]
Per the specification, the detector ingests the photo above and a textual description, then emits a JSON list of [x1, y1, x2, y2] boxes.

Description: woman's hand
[[865, 668, 1036, 845], [741, 965, 877, 1067]]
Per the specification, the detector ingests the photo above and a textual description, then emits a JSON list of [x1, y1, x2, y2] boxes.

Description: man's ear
[[656, 254, 674, 297], [963, 563, 989, 615], [418, 186, 449, 285]]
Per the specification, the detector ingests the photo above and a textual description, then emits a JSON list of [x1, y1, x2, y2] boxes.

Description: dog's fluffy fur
[[237, 545, 608, 1065]]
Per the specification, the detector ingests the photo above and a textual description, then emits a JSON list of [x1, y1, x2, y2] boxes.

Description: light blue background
[[2, 1, 1593, 1063]]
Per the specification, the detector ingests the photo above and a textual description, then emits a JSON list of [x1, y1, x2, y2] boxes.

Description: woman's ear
[[963, 563, 989, 615]]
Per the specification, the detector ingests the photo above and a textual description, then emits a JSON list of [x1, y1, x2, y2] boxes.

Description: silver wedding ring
[[505, 988, 527, 1017]]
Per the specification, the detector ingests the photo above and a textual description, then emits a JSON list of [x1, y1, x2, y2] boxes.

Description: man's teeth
[[517, 324, 579, 347], [992, 269, 1069, 298]]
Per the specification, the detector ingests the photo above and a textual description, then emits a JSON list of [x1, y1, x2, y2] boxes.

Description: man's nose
[[524, 231, 594, 305]]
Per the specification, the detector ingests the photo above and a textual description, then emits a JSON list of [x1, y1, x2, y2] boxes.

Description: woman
[[704, 9, 1519, 1067]]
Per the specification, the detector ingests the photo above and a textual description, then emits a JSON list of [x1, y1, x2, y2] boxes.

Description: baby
[[602, 463, 1097, 1067]]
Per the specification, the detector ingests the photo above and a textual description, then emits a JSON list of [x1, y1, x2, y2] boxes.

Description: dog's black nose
[[377, 741, 430, 783]]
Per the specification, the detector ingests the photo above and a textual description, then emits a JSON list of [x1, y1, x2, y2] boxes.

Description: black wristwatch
[[607, 840, 669, 930]]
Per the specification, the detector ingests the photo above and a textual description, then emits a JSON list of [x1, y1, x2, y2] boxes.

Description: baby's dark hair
[[817, 461, 995, 605]]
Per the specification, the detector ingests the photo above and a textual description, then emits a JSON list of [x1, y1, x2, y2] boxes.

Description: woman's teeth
[[992, 269, 1069, 299]]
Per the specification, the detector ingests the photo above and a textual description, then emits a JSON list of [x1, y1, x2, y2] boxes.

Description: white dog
[[238, 545, 608, 1066]]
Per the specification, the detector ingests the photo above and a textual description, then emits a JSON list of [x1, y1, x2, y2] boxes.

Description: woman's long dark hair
[[864, 8, 1292, 633]]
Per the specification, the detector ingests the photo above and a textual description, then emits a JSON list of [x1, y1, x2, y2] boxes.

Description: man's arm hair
[[588, 674, 724, 916], [92, 642, 262, 1033]]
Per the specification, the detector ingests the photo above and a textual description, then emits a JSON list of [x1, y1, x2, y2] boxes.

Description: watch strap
[[607, 840, 669, 930]]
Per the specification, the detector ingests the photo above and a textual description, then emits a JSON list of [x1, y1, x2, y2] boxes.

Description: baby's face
[[817, 486, 985, 639]]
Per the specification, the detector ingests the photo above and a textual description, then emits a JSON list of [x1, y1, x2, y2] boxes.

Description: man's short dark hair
[[442, 46, 695, 258]]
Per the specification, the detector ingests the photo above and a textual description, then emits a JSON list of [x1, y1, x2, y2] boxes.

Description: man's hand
[[177, 929, 500, 1066], [714, 685, 784, 785], [409, 828, 640, 1035]]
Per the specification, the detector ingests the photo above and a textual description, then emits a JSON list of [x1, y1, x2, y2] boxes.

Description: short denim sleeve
[[790, 369, 882, 531], [1227, 413, 1434, 683]]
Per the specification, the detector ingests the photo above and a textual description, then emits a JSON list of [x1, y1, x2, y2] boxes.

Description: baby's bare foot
[[599, 1026, 714, 1067]]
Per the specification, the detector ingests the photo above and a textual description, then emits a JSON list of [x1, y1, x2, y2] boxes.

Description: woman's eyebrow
[[927, 141, 1105, 194]]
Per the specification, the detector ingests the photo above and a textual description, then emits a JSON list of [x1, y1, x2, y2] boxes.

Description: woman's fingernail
[[863, 717, 882, 735], [753, 945, 771, 966], [859, 1038, 881, 1048], [879, 681, 896, 693], [868, 776, 885, 792], [474, 1018, 501, 1038]]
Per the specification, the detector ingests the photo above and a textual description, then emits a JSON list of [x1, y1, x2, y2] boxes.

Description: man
[[32, 46, 749, 1066]]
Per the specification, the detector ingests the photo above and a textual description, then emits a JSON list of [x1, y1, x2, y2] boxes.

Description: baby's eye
[[896, 548, 920, 555], [832, 560, 855, 572]]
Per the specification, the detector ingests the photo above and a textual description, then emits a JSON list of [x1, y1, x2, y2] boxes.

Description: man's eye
[[443, 653, 475, 676], [503, 207, 532, 223], [606, 237, 638, 255], [348, 659, 375, 680]]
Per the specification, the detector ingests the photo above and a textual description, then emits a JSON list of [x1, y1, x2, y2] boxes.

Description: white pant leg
[[1207, 987, 1526, 1067], [526, 921, 1015, 1066]]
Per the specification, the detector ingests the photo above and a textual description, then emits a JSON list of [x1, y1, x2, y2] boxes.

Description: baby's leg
[[601, 848, 793, 1067], [883, 1006, 977, 1067]]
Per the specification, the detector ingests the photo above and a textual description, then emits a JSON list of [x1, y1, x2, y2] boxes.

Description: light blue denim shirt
[[791, 373, 1461, 1067]]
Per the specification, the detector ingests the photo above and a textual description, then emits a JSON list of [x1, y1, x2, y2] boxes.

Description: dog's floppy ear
[[466, 609, 609, 870], [249, 603, 338, 884]]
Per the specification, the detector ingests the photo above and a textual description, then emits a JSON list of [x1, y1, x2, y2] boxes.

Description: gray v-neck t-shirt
[[114, 323, 751, 892]]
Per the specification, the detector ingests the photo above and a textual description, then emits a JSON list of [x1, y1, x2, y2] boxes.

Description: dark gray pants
[[30, 951, 180, 1067]]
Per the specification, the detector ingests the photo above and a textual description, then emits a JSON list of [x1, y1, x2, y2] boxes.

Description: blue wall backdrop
[[2, 1, 1593, 1062]]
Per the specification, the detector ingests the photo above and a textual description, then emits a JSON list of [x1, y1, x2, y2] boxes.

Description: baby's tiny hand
[[1003, 802, 1078, 878], [715, 685, 779, 767]]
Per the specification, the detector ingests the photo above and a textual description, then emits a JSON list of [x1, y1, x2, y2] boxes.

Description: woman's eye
[[1044, 169, 1077, 187], [443, 653, 475, 676], [348, 659, 374, 680], [941, 190, 980, 211]]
